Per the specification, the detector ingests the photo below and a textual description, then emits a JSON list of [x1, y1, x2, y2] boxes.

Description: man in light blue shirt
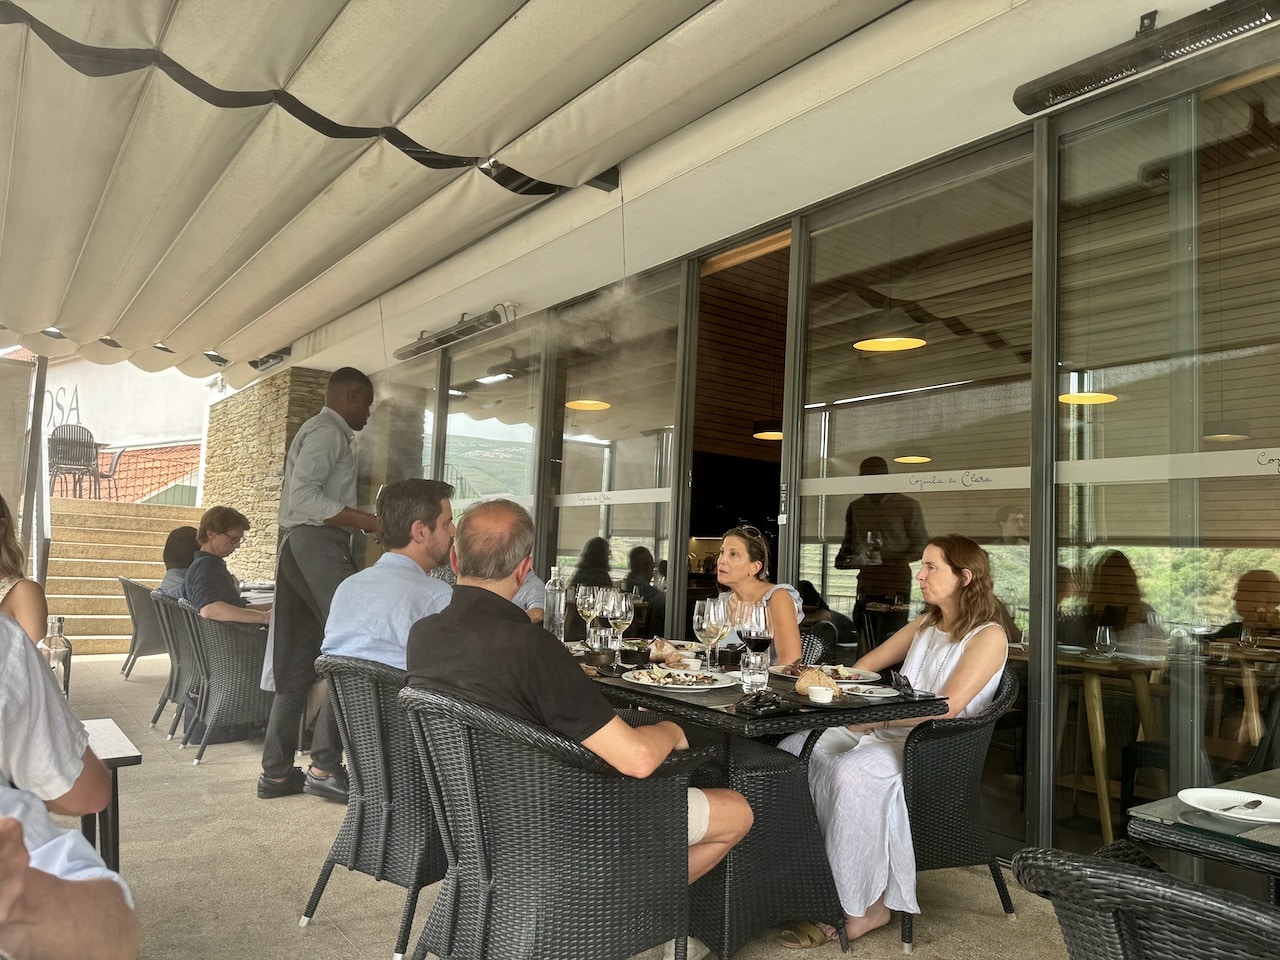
[[322, 479, 456, 670], [512, 571, 546, 623]]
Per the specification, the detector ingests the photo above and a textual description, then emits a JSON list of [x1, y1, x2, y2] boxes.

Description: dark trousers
[[260, 526, 356, 778]]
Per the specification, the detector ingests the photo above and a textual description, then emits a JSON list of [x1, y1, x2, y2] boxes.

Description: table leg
[[98, 771, 121, 872], [1241, 662, 1262, 746], [1129, 671, 1157, 742], [1082, 671, 1113, 845]]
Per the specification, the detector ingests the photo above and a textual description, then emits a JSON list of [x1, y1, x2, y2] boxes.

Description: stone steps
[[51, 525, 170, 547], [49, 542, 164, 562], [45, 499, 204, 654]]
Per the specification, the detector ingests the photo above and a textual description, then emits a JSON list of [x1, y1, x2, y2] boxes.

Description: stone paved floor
[[64, 653, 1067, 960]]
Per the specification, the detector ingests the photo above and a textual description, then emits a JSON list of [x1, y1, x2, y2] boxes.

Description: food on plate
[[628, 668, 718, 687], [648, 637, 691, 667], [794, 667, 841, 697], [779, 663, 869, 681]]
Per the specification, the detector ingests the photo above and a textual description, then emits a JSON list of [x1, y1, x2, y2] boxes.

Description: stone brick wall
[[202, 367, 329, 582]]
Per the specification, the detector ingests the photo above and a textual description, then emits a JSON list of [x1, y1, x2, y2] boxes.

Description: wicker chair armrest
[[315, 654, 407, 688], [654, 744, 719, 778]]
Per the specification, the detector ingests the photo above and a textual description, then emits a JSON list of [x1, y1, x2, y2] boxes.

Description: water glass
[[1094, 626, 1116, 657], [740, 651, 769, 694], [1239, 625, 1258, 651]]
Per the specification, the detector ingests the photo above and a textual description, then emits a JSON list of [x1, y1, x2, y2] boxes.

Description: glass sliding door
[[801, 148, 1035, 846], [548, 265, 685, 636]]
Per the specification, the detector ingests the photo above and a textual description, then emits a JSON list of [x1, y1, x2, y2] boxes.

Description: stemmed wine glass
[[1093, 625, 1116, 658], [1238, 624, 1258, 652], [605, 591, 634, 668], [576, 585, 602, 647], [737, 600, 773, 694], [693, 597, 727, 667]]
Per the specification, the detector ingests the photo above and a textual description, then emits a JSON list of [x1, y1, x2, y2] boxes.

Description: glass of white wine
[[577, 585, 602, 647], [606, 591, 634, 667], [693, 597, 727, 669]]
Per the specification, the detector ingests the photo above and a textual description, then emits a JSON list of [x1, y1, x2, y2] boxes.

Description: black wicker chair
[[181, 602, 273, 763], [686, 732, 841, 960], [1013, 841, 1280, 959], [799, 630, 826, 665], [119, 577, 167, 679], [150, 591, 204, 735], [900, 665, 1019, 951], [302, 657, 447, 960], [399, 685, 713, 960]]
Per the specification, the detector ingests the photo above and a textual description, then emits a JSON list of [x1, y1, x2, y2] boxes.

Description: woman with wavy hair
[[777, 533, 1007, 947], [0, 493, 48, 642]]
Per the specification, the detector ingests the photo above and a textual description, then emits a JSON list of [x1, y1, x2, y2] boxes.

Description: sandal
[[774, 920, 836, 949]]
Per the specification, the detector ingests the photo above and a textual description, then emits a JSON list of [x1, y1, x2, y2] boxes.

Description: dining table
[[592, 666, 949, 755], [1128, 767, 1280, 904], [1008, 643, 1165, 845], [591, 659, 948, 959]]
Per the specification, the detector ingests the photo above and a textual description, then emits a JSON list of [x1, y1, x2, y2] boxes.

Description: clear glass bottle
[[544, 565, 566, 642], [38, 615, 71, 696]]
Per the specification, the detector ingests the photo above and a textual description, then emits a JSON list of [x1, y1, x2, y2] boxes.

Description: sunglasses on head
[[738, 525, 764, 539]]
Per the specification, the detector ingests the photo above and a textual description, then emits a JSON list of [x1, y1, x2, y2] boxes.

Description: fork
[[1219, 799, 1263, 813]]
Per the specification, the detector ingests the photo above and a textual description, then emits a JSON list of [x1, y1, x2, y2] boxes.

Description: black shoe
[[257, 767, 305, 799], [303, 765, 349, 803]]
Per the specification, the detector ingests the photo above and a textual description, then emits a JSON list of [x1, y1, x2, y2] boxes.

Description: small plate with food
[[622, 668, 736, 691], [791, 666, 896, 702], [770, 663, 881, 685]]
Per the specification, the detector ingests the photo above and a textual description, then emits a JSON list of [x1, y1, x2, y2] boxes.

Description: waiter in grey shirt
[[258, 367, 379, 802]]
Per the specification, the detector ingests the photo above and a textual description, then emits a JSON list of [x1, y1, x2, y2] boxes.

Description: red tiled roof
[[1, 346, 39, 362], [96, 444, 200, 503]]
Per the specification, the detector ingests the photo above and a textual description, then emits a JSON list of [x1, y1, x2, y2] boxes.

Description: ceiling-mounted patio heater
[[1013, 0, 1280, 115]]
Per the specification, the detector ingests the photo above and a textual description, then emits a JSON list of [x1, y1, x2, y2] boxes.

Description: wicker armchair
[[303, 657, 446, 960], [119, 577, 167, 679], [182, 602, 273, 763], [398, 685, 713, 960], [149, 591, 203, 735], [1013, 841, 1280, 960], [900, 665, 1019, 951], [686, 732, 840, 960]]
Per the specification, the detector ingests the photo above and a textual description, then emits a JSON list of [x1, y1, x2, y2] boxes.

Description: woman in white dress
[[779, 534, 1007, 944]]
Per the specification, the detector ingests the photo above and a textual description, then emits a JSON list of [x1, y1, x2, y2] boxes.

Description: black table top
[[1129, 769, 1280, 873], [593, 672, 947, 738]]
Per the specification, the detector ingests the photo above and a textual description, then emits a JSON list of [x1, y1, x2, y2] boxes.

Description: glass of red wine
[[736, 600, 772, 695]]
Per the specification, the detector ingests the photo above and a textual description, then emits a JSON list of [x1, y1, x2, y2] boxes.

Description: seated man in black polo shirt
[[182, 506, 271, 626], [406, 499, 753, 889]]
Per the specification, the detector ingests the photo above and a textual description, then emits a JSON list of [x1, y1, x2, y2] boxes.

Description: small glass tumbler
[[740, 651, 769, 694]]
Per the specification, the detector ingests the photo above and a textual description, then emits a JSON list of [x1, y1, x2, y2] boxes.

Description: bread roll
[[794, 667, 840, 696]]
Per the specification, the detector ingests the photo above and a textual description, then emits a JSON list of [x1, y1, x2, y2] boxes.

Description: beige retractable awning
[[0, 0, 903, 382]]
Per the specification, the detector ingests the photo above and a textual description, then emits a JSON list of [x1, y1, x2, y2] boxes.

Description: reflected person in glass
[[568, 537, 614, 591], [715, 526, 802, 664], [1211, 569, 1280, 641]]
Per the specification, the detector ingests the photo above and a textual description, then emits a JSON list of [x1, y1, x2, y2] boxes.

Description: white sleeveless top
[[0, 576, 23, 605]]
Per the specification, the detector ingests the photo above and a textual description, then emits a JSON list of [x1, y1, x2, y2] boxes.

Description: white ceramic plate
[[1177, 787, 1280, 823], [1057, 645, 1086, 655], [844, 684, 899, 699], [769, 664, 881, 685], [621, 669, 736, 691]]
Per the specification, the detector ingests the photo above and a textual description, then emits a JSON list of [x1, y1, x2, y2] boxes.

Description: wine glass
[[576, 585, 601, 647], [606, 591, 634, 667], [1238, 624, 1258, 651], [737, 600, 772, 694], [1094, 625, 1116, 658]]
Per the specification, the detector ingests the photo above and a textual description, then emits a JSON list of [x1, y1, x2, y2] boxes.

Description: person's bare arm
[[44, 749, 111, 817], [325, 507, 379, 534], [848, 624, 1007, 733], [526, 608, 545, 624], [768, 590, 802, 664], [581, 715, 687, 778], [0, 580, 49, 645], [0, 817, 140, 960], [199, 601, 270, 625], [853, 616, 922, 673]]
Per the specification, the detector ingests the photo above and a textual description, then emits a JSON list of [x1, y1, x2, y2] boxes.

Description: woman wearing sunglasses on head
[[715, 525, 803, 665], [776, 534, 1007, 948]]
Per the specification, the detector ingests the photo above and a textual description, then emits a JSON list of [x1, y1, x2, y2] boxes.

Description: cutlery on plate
[[1219, 799, 1263, 813]]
